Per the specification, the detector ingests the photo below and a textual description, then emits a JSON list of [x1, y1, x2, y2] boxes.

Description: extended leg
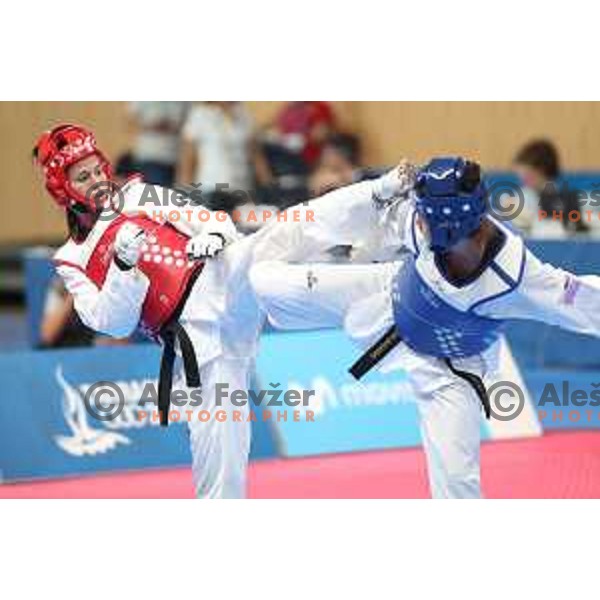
[[249, 261, 394, 330], [246, 170, 409, 264]]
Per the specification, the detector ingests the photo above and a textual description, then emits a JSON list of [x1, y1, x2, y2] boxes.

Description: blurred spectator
[[114, 152, 136, 181], [309, 133, 362, 196], [320, 133, 361, 171], [178, 102, 272, 195], [309, 168, 353, 198], [514, 139, 589, 237], [127, 102, 189, 187], [39, 278, 94, 348], [40, 278, 138, 348], [275, 102, 336, 165], [262, 102, 336, 178]]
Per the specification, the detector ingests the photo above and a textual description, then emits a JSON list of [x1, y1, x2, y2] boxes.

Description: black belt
[[157, 267, 203, 426], [348, 326, 401, 380], [443, 358, 491, 419], [348, 326, 491, 419]]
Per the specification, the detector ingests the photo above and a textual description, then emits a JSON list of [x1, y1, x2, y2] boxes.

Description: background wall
[[353, 102, 600, 169], [2, 101, 600, 244]]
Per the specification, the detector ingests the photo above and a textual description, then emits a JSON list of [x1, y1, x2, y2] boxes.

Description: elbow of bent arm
[[75, 301, 139, 339]]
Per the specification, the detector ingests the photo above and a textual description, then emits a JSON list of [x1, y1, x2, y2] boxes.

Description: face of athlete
[[416, 212, 477, 255], [67, 154, 109, 202]]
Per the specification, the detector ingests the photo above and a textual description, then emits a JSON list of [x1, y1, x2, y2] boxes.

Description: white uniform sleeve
[[249, 174, 413, 262], [56, 263, 150, 338], [481, 249, 600, 337]]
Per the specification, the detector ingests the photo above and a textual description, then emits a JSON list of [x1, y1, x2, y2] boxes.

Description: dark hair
[[66, 203, 97, 242], [460, 161, 482, 193], [323, 133, 362, 166], [514, 139, 561, 180]]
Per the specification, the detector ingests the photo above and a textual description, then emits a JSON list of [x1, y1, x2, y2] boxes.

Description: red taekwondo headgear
[[33, 123, 113, 209]]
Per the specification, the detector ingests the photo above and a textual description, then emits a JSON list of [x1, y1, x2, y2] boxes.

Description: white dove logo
[[54, 366, 131, 457]]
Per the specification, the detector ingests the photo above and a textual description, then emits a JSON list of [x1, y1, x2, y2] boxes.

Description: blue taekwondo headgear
[[414, 157, 487, 252]]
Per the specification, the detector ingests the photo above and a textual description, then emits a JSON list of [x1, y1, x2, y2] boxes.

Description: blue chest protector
[[390, 215, 526, 359], [391, 258, 505, 359]]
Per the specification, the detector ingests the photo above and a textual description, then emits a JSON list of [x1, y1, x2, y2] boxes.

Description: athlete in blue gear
[[251, 157, 600, 498]]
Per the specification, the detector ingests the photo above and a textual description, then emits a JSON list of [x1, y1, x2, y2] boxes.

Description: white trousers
[[174, 356, 252, 499], [411, 370, 482, 499], [171, 176, 404, 499], [249, 260, 484, 499], [179, 261, 393, 499]]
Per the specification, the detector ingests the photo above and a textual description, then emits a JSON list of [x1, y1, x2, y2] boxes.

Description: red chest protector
[[57, 213, 204, 338]]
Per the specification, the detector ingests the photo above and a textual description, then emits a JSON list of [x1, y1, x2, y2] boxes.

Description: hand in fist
[[374, 159, 418, 206], [186, 233, 226, 260], [114, 222, 146, 269], [395, 159, 418, 195]]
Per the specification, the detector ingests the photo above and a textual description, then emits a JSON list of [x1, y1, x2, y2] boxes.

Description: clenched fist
[[113, 222, 147, 269], [396, 159, 418, 194], [373, 159, 418, 206], [186, 232, 226, 260]]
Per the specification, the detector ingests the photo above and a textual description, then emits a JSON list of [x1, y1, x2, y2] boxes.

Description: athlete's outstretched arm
[[249, 162, 417, 262], [483, 250, 600, 336]]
